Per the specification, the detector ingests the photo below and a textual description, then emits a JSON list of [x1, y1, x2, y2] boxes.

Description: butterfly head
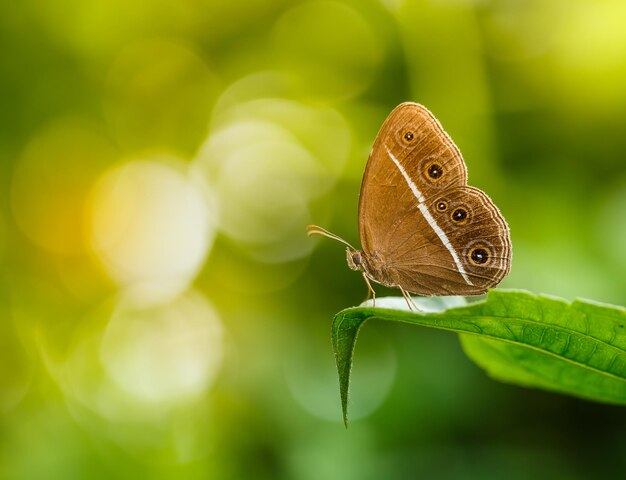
[[346, 248, 364, 272], [306, 224, 371, 274]]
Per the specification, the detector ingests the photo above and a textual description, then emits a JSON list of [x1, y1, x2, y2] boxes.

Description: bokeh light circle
[[89, 157, 217, 304], [104, 38, 217, 153], [11, 119, 115, 255], [272, 1, 382, 99], [284, 327, 396, 422], [100, 290, 224, 405], [195, 96, 351, 263]]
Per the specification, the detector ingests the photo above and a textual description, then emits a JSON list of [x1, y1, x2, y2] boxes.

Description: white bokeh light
[[37, 290, 225, 443], [100, 290, 224, 405], [194, 95, 351, 263], [89, 157, 217, 304]]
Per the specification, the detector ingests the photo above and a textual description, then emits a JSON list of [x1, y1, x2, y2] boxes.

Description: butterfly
[[307, 102, 511, 309]]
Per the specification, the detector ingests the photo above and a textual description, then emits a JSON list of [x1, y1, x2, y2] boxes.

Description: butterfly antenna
[[306, 224, 355, 250]]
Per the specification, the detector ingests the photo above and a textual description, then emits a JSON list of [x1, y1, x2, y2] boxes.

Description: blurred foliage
[[2, 0, 626, 479]]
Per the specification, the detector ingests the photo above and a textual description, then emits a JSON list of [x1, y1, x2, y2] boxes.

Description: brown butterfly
[[307, 102, 511, 309]]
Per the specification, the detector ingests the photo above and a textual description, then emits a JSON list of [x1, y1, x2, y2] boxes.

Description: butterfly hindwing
[[387, 186, 510, 295]]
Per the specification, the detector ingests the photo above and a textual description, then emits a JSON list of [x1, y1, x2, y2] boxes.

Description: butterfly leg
[[362, 273, 376, 307], [399, 286, 420, 312]]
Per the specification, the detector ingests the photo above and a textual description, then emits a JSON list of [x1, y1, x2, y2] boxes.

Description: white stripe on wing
[[384, 145, 473, 286]]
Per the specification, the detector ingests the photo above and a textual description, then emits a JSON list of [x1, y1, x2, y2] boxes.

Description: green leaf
[[331, 289, 626, 426]]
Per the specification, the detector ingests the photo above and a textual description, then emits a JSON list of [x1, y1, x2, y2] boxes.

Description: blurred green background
[[2, 0, 626, 478]]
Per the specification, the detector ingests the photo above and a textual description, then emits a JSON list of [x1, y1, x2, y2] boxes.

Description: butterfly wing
[[384, 186, 511, 295], [358, 103, 511, 295], [359, 103, 467, 253]]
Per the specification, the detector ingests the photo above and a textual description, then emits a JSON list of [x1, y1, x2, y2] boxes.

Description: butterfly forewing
[[358, 102, 511, 295]]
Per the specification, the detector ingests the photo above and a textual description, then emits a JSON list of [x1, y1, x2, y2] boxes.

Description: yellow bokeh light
[[11, 119, 116, 255], [89, 157, 217, 304]]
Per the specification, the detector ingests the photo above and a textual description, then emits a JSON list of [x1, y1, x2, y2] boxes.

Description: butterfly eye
[[468, 247, 490, 266], [403, 131, 414, 142], [436, 200, 448, 212], [427, 163, 443, 179], [451, 208, 468, 223]]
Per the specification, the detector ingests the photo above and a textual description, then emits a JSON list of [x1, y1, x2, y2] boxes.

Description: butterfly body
[[346, 248, 396, 288], [309, 102, 511, 304]]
